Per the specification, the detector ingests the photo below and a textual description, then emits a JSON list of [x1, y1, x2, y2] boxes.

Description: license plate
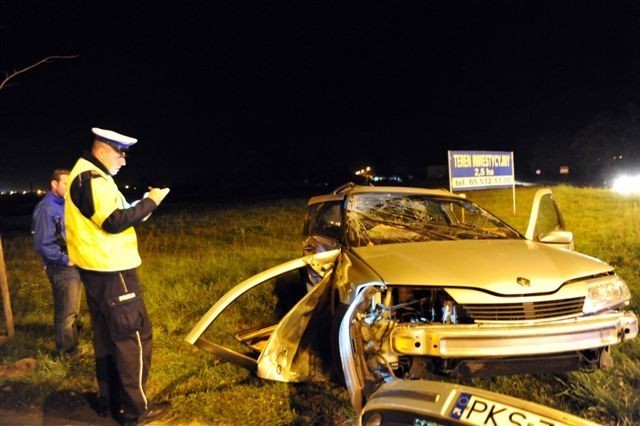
[[449, 392, 565, 426]]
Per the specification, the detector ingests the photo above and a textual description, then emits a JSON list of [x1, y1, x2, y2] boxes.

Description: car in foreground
[[185, 183, 637, 416], [360, 379, 599, 426]]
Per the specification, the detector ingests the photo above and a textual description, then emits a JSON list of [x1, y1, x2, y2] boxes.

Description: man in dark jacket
[[32, 168, 83, 357]]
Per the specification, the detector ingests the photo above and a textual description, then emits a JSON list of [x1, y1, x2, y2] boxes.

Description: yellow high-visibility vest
[[65, 157, 141, 271]]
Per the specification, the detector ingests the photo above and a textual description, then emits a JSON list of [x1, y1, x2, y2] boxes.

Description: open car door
[[185, 249, 340, 382], [525, 188, 574, 250]]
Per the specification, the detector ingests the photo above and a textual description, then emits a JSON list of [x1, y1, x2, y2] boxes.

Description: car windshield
[[345, 192, 522, 247]]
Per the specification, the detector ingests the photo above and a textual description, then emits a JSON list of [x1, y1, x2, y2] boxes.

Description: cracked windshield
[[346, 193, 522, 246]]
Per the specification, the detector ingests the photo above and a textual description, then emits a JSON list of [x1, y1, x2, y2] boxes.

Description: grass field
[[0, 184, 639, 425]]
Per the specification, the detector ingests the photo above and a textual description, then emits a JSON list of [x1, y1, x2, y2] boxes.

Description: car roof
[[307, 183, 464, 205]]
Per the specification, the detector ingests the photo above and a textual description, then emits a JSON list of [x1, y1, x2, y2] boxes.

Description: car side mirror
[[537, 230, 574, 245]]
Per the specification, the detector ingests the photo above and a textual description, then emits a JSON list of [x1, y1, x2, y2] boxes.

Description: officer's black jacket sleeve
[[102, 198, 158, 234]]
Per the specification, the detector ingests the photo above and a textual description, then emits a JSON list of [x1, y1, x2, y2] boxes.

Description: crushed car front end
[[340, 277, 637, 374], [339, 276, 638, 413]]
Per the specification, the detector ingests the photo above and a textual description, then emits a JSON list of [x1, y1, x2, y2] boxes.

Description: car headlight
[[583, 276, 631, 314]]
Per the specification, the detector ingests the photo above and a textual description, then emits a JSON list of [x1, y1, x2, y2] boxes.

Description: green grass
[[1, 186, 639, 425]]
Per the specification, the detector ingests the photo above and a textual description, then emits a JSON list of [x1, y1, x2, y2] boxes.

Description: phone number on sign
[[451, 176, 514, 189]]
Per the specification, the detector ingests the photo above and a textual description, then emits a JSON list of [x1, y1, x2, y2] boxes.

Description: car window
[[199, 270, 299, 357], [523, 189, 573, 248], [345, 193, 522, 247], [305, 201, 342, 241], [530, 194, 563, 238]]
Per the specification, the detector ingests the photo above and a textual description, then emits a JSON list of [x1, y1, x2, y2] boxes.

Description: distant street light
[[355, 165, 375, 181]]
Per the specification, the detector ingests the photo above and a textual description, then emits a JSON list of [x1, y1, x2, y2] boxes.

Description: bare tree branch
[[0, 54, 79, 92]]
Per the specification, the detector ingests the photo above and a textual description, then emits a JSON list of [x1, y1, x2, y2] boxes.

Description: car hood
[[352, 239, 612, 295]]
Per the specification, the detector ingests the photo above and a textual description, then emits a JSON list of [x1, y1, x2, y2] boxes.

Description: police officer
[[65, 127, 170, 425]]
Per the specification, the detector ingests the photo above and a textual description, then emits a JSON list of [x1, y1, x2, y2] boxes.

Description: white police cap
[[91, 127, 138, 151]]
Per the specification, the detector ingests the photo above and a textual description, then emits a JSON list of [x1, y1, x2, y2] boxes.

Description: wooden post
[[0, 235, 15, 343]]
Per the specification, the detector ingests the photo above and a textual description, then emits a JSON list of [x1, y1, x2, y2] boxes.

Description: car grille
[[461, 297, 585, 321]]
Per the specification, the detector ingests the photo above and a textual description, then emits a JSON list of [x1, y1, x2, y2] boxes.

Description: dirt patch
[[0, 407, 119, 425], [0, 358, 37, 379]]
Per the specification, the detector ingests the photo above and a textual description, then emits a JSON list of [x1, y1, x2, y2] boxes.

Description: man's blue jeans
[[45, 263, 83, 355]]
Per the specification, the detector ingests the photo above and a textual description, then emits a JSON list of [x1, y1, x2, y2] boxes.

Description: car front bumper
[[390, 311, 638, 357]]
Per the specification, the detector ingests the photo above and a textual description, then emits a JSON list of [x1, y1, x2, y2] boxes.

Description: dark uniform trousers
[[79, 268, 152, 421]]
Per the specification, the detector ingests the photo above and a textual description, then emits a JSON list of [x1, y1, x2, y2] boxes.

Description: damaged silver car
[[185, 183, 637, 416]]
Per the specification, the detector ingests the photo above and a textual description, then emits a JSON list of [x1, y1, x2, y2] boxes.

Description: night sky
[[2, 1, 640, 192]]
